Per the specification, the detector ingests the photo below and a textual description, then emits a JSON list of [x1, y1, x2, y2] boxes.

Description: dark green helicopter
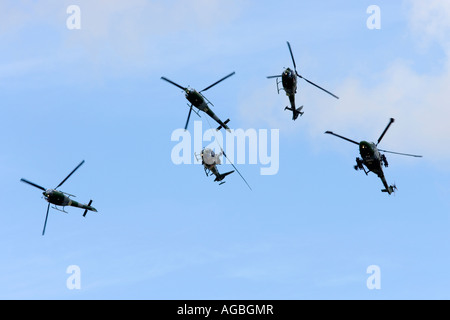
[[267, 41, 339, 120], [20, 160, 97, 235], [161, 72, 235, 131], [325, 118, 422, 195]]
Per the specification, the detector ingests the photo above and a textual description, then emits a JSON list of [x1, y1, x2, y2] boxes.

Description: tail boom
[[380, 176, 396, 195], [71, 199, 98, 217]]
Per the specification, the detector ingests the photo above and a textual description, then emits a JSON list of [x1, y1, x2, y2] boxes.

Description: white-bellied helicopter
[[195, 148, 252, 190]]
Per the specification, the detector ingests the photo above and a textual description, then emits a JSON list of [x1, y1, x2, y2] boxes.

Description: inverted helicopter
[[161, 72, 235, 131], [267, 41, 339, 120], [195, 148, 252, 190], [325, 118, 422, 195], [20, 160, 97, 235]]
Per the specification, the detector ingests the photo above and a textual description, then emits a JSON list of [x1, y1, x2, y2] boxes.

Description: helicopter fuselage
[[359, 141, 383, 177], [185, 89, 206, 109], [199, 148, 234, 183], [43, 189, 97, 212], [200, 148, 221, 178], [185, 89, 230, 130], [278, 68, 303, 120], [357, 141, 393, 193], [281, 68, 297, 96]]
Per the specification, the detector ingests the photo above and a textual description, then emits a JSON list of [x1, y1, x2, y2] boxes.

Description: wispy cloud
[[293, 1, 450, 163], [0, 0, 245, 82], [407, 0, 450, 50]]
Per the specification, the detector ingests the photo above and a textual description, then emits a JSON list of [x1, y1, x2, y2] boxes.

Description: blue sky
[[0, 0, 449, 299]]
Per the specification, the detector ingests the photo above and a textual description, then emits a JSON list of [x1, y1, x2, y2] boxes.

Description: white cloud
[[407, 0, 450, 50], [296, 1, 450, 163], [307, 64, 450, 164], [62, 0, 244, 68], [0, 0, 245, 78], [237, 1, 450, 165]]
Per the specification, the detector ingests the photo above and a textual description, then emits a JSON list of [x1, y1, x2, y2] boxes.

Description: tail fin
[[381, 185, 397, 195], [216, 119, 231, 131], [214, 170, 234, 182], [285, 106, 304, 120], [83, 200, 93, 217]]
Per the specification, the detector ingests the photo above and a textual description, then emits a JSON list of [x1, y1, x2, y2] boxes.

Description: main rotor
[[20, 160, 86, 235], [286, 41, 339, 99], [325, 118, 422, 157]]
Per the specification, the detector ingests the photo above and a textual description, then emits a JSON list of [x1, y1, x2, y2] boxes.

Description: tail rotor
[[83, 200, 96, 217], [391, 184, 397, 194]]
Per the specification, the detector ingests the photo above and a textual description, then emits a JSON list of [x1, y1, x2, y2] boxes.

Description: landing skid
[[275, 78, 284, 94], [61, 192, 76, 198], [188, 103, 202, 118], [52, 205, 68, 213], [198, 92, 214, 107]]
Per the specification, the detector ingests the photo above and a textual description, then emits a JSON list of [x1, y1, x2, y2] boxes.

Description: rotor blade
[[161, 77, 187, 91], [20, 178, 46, 191], [200, 72, 235, 92], [222, 150, 252, 191], [378, 149, 423, 158], [377, 118, 395, 146], [325, 131, 360, 145], [55, 160, 85, 189], [287, 41, 297, 72], [298, 74, 339, 99], [42, 203, 50, 236], [267, 75, 282, 79], [184, 105, 193, 131]]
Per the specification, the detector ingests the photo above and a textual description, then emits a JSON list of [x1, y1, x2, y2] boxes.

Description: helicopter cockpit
[[202, 148, 221, 166]]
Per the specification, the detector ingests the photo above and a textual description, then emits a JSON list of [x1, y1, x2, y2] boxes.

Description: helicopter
[[325, 118, 422, 195], [267, 41, 339, 120], [161, 72, 235, 131], [195, 148, 252, 190], [20, 160, 97, 235]]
